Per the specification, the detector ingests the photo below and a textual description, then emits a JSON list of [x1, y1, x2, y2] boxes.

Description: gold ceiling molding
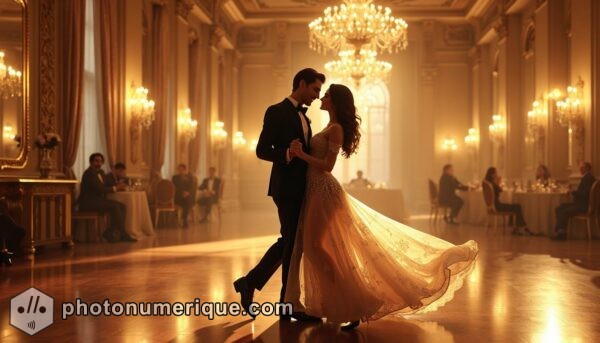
[[176, 0, 194, 20]]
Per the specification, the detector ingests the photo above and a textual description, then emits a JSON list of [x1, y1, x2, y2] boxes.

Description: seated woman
[[535, 164, 551, 186], [484, 167, 532, 235]]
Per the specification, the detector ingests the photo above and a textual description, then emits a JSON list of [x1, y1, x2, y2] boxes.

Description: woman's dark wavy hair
[[484, 167, 497, 183], [329, 84, 361, 158]]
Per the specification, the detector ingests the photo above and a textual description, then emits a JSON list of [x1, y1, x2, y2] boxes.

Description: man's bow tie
[[296, 105, 308, 114]]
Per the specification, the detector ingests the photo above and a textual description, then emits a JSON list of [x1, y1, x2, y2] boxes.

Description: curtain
[[58, 0, 86, 179], [150, 3, 169, 177]]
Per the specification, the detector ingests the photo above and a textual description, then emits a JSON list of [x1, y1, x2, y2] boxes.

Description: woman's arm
[[291, 125, 343, 172]]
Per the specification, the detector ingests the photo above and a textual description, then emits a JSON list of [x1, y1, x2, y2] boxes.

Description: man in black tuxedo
[[105, 162, 130, 188], [197, 166, 222, 222], [172, 164, 195, 228], [233, 68, 325, 321], [438, 164, 469, 224], [77, 153, 136, 242], [552, 162, 596, 240]]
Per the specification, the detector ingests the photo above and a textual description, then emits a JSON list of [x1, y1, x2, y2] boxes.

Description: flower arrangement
[[34, 132, 62, 150]]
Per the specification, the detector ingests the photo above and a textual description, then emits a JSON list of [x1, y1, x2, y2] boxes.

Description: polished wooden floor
[[1, 209, 600, 342]]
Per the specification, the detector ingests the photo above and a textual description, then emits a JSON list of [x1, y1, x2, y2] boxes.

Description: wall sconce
[[232, 131, 247, 150], [464, 128, 479, 148], [527, 99, 547, 137], [212, 121, 228, 150], [178, 108, 198, 144], [556, 78, 584, 128], [442, 138, 457, 162], [488, 114, 506, 145], [128, 83, 155, 165], [129, 84, 155, 129], [0, 51, 22, 99]]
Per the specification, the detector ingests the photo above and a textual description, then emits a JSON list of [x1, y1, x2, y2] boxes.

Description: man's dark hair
[[292, 68, 326, 91], [178, 164, 187, 169], [114, 162, 126, 170], [443, 164, 452, 172], [89, 152, 104, 163], [582, 162, 592, 172]]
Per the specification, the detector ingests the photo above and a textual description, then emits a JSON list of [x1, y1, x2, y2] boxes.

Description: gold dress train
[[284, 127, 479, 323]]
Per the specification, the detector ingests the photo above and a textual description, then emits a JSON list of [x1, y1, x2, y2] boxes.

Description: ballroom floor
[[1, 209, 600, 342]]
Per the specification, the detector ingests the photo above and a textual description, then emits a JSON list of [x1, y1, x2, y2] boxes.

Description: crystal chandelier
[[464, 128, 479, 148], [488, 114, 506, 144], [325, 49, 391, 87], [527, 99, 547, 136], [178, 108, 198, 141], [0, 51, 23, 99], [308, 0, 408, 54]]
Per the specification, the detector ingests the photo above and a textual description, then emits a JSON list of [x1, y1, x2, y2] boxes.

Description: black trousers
[[496, 202, 526, 227], [80, 199, 126, 233], [175, 197, 193, 224], [245, 196, 303, 303], [0, 214, 26, 252], [198, 196, 217, 218], [440, 195, 464, 219], [555, 202, 586, 232]]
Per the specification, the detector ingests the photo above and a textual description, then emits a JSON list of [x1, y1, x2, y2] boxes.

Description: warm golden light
[[0, 50, 22, 99], [325, 49, 392, 87], [308, 0, 408, 55], [464, 128, 479, 147], [233, 131, 247, 149], [128, 84, 156, 130], [442, 138, 458, 151], [556, 79, 584, 128], [178, 108, 198, 142], [212, 121, 228, 149], [488, 114, 506, 144]]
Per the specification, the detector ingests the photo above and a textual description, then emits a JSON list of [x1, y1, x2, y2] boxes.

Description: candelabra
[[556, 78, 585, 168], [0, 51, 22, 99], [128, 83, 155, 165]]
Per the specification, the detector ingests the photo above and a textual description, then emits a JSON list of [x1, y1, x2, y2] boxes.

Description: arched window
[[313, 80, 390, 186]]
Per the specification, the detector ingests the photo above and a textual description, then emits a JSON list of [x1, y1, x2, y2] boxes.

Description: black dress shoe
[[1, 249, 14, 266], [340, 320, 360, 330], [291, 312, 322, 322], [233, 277, 255, 318]]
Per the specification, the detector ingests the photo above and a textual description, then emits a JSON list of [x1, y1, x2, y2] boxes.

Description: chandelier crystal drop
[[0, 51, 23, 99]]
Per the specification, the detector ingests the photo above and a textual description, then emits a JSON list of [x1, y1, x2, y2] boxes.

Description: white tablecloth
[[345, 188, 409, 223], [107, 191, 154, 238], [458, 190, 512, 225], [512, 191, 565, 235]]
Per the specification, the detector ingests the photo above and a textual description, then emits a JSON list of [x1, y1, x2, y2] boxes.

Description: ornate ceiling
[[234, 0, 479, 22]]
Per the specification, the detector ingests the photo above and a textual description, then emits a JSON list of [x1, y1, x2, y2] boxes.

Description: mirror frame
[[0, 0, 28, 170]]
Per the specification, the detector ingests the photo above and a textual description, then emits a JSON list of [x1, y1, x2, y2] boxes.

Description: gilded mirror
[[0, 0, 27, 169]]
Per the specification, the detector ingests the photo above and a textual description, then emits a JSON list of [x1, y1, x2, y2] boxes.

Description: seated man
[[348, 170, 373, 189], [0, 199, 26, 265], [172, 164, 195, 228], [438, 164, 469, 225], [198, 166, 222, 222], [77, 153, 136, 242], [552, 162, 596, 241], [105, 162, 129, 189]]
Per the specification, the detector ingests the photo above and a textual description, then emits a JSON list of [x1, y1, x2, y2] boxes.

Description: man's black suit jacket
[[77, 167, 115, 209], [199, 177, 222, 202], [572, 172, 596, 208], [256, 98, 312, 201]]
